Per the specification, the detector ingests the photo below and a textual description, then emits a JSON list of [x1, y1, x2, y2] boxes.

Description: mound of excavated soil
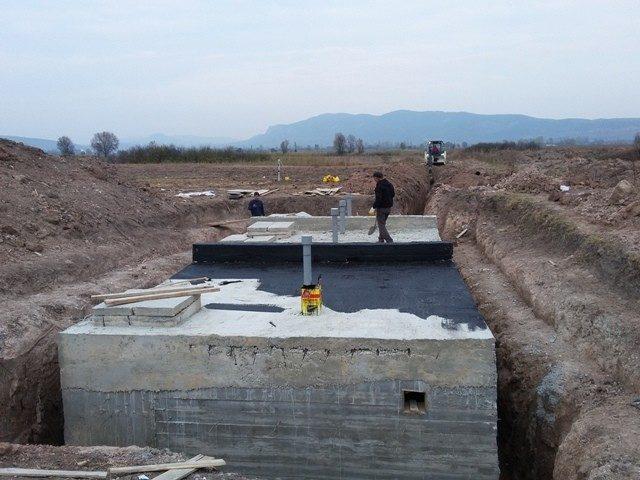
[[495, 166, 558, 194]]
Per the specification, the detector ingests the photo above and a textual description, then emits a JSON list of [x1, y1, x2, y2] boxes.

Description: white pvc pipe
[[338, 200, 347, 234], [330, 208, 339, 243], [302, 235, 312, 285]]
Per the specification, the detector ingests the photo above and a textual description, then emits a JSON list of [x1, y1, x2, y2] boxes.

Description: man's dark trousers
[[376, 207, 393, 243]]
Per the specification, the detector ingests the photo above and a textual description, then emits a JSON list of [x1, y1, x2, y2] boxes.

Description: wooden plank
[[92, 281, 212, 301], [104, 287, 220, 306], [107, 459, 225, 476], [0, 468, 107, 478], [153, 454, 205, 480], [208, 218, 250, 228]]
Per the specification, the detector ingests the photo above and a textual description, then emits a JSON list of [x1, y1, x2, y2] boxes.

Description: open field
[[1, 138, 639, 478]]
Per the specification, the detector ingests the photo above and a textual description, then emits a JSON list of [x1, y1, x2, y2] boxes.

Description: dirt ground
[[3, 138, 640, 479], [426, 146, 640, 479], [0, 443, 254, 479]]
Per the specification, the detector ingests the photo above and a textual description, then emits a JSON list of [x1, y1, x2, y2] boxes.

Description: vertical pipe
[[330, 208, 339, 243], [346, 194, 353, 216], [338, 200, 347, 234], [302, 235, 312, 285]]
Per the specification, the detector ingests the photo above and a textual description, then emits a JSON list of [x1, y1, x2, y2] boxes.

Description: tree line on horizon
[[54, 131, 640, 163]]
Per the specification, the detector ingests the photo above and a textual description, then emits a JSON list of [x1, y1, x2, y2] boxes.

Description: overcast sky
[[1, 0, 639, 143]]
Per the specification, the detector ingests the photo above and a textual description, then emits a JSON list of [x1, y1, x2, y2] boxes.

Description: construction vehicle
[[425, 140, 447, 166]]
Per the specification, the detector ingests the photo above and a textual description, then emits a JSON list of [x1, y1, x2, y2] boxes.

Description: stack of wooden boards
[[0, 455, 225, 479], [90, 278, 219, 327], [227, 188, 277, 199], [92, 279, 219, 307]]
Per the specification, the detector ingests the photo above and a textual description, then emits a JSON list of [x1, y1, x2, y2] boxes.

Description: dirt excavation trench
[[424, 151, 640, 480], [2, 141, 640, 479]]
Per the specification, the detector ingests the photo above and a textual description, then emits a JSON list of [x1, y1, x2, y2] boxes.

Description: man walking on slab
[[372, 171, 395, 243]]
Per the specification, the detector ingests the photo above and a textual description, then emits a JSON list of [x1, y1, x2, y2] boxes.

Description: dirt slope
[[426, 147, 640, 479]]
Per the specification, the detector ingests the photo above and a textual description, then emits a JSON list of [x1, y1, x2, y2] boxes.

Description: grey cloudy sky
[[1, 0, 639, 143]]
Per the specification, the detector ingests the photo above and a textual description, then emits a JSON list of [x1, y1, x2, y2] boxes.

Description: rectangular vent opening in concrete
[[403, 390, 427, 415]]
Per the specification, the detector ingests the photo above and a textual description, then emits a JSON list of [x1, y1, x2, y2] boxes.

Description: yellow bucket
[[301, 285, 322, 315]]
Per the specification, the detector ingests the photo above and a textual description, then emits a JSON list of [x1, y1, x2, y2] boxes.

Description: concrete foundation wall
[[60, 329, 498, 478], [63, 381, 498, 479]]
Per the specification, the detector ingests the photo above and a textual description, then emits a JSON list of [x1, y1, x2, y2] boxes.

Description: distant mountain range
[[4, 110, 640, 153], [238, 110, 640, 147]]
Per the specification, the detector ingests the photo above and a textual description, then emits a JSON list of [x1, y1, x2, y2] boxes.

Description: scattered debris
[[227, 188, 277, 200], [304, 187, 342, 196], [269, 211, 312, 217], [175, 190, 216, 198], [456, 227, 469, 239]]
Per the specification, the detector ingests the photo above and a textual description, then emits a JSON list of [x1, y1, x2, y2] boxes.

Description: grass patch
[[115, 145, 417, 166], [116, 145, 271, 163]]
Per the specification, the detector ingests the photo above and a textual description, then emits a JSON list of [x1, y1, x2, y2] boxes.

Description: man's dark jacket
[[373, 178, 395, 209], [248, 198, 265, 216]]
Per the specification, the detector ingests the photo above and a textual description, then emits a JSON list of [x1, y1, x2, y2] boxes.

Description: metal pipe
[[338, 200, 347, 234], [330, 208, 339, 243], [302, 235, 312, 285], [345, 194, 353, 216]]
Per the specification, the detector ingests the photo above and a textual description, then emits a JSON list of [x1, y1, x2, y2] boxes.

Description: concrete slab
[[91, 297, 202, 327], [244, 235, 276, 242], [233, 215, 440, 243]]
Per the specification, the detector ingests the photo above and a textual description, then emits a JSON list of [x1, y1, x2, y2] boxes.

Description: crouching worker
[[248, 192, 265, 216]]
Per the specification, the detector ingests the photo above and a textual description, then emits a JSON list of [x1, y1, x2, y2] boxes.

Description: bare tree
[[280, 139, 289, 154], [333, 132, 346, 155], [347, 134, 356, 153], [57, 136, 75, 156], [356, 138, 365, 154], [91, 131, 119, 158]]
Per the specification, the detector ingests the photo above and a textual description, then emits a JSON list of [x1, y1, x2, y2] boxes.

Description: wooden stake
[[209, 218, 249, 228], [153, 455, 205, 480], [107, 459, 225, 476], [92, 280, 212, 301], [0, 468, 107, 478], [104, 286, 220, 306]]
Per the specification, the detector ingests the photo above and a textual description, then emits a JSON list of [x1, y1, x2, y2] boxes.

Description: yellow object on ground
[[301, 285, 322, 315], [322, 175, 340, 183]]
